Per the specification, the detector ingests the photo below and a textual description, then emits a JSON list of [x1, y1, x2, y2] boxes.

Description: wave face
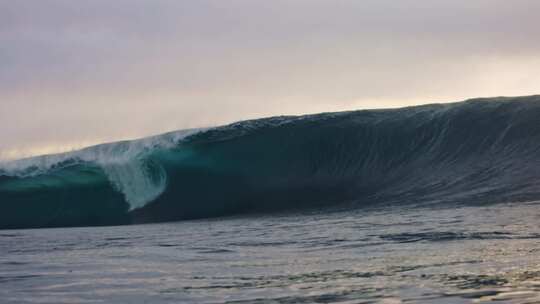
[[2, 96, 540, 229]]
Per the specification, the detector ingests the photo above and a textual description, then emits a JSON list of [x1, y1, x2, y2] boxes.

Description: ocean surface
[[1, 95, 540, 303], [2, 202, 540, 303]]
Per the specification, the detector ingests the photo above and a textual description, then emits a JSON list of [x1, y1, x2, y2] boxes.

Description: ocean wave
[[1, 95, 540, 229]]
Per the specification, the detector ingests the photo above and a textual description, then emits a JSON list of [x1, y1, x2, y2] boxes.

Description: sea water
[[2, 201, 540, 303]]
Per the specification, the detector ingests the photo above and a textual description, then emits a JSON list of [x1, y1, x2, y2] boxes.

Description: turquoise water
[[2, 96, 540, 230], [2, 201, 540, 303]]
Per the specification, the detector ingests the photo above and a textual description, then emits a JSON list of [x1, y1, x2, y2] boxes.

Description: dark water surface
[[2, 201, 540, 303]]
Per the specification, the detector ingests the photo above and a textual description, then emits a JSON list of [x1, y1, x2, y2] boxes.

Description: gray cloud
[[1, 0, 540, 158]]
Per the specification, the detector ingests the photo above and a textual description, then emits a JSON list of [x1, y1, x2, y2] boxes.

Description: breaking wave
[[1, 95, 540, 229]]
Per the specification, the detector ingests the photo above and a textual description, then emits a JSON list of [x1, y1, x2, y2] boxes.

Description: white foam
[[0, 128, 205, 210]]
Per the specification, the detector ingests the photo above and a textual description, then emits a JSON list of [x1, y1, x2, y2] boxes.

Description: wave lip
[[2, 95, 540, 229]]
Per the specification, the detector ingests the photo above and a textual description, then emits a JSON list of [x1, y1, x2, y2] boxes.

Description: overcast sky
[[1, 0, 540, 159]]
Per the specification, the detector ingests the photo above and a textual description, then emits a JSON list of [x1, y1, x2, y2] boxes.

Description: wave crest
[[2, 95, 540, 229]]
